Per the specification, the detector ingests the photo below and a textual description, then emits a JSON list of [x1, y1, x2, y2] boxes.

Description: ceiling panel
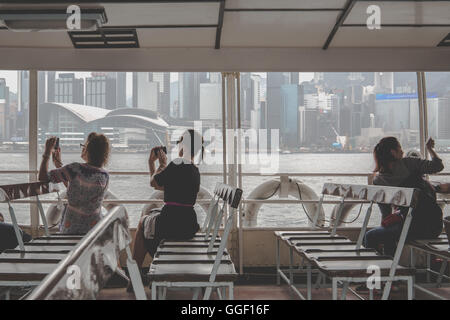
[[137, 28, 216, 48], [102, 3, 220, 26], [221, 12, 339, 47], [345, 1, 450, 25], [225, 0, 347, 9], [333, 27, 450, 47], [0, 30, 72, 48]]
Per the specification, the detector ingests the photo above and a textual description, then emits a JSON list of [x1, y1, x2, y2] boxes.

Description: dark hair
[[373, 136, 400, 173], [86, 132, 110, 167], [180, 129, 204, 163]]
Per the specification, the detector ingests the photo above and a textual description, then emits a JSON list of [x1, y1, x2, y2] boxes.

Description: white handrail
[[7, 199, 449, 205], [0, 170, 449, 176]]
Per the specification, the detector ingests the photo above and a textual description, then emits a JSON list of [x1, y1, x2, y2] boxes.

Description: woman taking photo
[[38, 132, 110, 234], [131, 129, 204, 268], [364, 136, 444, 256]]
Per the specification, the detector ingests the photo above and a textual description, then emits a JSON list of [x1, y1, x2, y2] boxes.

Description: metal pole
[[236, 72, 244, 275], [29, 70, 39, 237], [420, 72, 429, 159], [221, 73, 227, 186], [416, 72, 426, 158]]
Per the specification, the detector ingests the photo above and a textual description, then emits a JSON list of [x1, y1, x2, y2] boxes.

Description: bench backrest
[[0, 182, 59, 250], [0, 181, 57, 202], [321, 183, 420, 208], [27, 205, 130, 300], [202, 183, 242, 299], [205, 183, 243, 251], [318, 183, 420, 299]]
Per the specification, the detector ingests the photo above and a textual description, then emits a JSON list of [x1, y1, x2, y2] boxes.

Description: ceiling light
[[0, 8, 107, 32]]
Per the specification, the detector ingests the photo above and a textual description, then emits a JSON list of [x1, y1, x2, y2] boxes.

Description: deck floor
[[97, 284, 450, 300]]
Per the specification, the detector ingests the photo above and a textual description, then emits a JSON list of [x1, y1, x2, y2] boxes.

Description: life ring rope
[[294, 181, 365, 225]]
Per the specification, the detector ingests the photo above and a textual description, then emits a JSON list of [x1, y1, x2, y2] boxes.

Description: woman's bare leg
[[131, 217, 148, 268]]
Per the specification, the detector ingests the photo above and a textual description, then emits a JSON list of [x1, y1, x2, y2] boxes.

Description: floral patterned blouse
[[48, 163, 109, 234]]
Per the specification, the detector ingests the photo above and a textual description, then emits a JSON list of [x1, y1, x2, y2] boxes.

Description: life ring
[[141, 185, 213, 219], [329, 203, 359, 228], [243, 178, 325, 227], [45, 190, 119, 226]]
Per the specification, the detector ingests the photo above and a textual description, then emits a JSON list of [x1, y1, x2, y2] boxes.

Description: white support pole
[[221, 73, 227, 186], [207, 202, 226, 253], [313, 194, 324, 227], [382, 207, 414, 300], [276, 237, 281, 285], [236, 72, 244, 275], [204, 208, 236, 300], [125, 246, 147, 300], [29, 70, 39, 237], [356, 202, 374, 250], [416, 72, 427, 159], [331, 197, 345, 236], [420, 72, 429, 159]]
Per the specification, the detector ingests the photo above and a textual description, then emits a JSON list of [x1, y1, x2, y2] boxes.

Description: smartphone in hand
[[55, 138, 60, 150]]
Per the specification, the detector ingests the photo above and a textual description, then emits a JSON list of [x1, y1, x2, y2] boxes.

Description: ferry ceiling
[[0, 0, 449, 72]]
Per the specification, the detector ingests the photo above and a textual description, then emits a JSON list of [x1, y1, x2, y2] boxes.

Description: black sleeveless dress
[[144, 159, 200, 256]]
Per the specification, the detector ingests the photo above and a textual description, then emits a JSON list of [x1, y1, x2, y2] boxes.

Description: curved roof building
[[39, 102, 169, 130]]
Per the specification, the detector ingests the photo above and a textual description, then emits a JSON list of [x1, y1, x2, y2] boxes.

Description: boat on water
[[0, 0, 449, 304]]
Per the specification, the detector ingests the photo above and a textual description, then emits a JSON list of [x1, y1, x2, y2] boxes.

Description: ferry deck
[[0, 0, 449, 302]]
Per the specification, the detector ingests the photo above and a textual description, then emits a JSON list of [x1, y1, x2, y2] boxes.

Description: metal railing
[[2, 170, 449, 207]]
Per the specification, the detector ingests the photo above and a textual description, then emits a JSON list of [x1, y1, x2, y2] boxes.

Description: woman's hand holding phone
[[426, 137, 435, 151], [52, 147, 63, 168], [157, 148, 167, 168]]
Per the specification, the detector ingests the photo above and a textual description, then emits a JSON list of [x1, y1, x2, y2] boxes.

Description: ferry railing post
[[355, 201, 374, 250], [331, 197, 346, 236], [6, 199, 25, 251], [382, 207, 414, 300]]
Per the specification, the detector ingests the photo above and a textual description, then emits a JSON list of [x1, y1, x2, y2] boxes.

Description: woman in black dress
[[131, 129, 204, 267]]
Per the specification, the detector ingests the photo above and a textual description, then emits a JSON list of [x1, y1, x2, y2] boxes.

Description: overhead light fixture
[[0, 8, 107, 32]]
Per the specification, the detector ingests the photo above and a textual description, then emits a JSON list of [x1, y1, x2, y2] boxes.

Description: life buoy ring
[[243, 178, 325, 227], [141, 185, 213, 219], [329, 203, 359, 228], [45, 190, 119, 226]]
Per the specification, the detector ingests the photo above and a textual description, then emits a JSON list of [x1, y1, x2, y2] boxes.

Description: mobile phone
[[55, 138, 59, 150], [153, 146, 167, 156]]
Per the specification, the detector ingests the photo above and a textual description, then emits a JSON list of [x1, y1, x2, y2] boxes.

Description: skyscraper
[[149, 72, 170, 115], [132, 72, 159, 111], [374, 72, 394, 94], [47, 71, 56, 103], [200, 83, 222, 120], [437, 98, 450, 140], [0, 78, 9, 140], [17, 71, 29, 112], [85, 72, 117, 109], [38, 72, 46, 106], [267, 72, 290, 132], [179, 72, 200, 120], [55, 73, 84, 104], [280, 84, 301, 148], [116, 72, 127, 107]]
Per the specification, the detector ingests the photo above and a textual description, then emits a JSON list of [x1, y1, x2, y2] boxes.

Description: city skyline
[[0, 71, 449, 151]]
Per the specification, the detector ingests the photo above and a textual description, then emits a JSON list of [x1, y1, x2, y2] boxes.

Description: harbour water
[[1, 152, 449, 227]]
